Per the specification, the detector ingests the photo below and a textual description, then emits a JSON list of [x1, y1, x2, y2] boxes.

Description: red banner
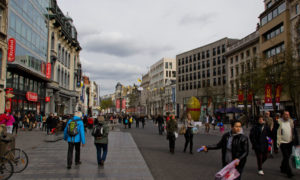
[[46, 63, 51, 79], [116, 99, 120, 109], [26, 92, 38, 102], [265, 84, 272, 106], [5, 88, 13, 113], [45, 97, 50, 102], [275, 85, 282, 104], [7, 38, 16, 62], [247, 90, 253, 102], [122, 99, 126, 110], [238, 89, 244, 102]]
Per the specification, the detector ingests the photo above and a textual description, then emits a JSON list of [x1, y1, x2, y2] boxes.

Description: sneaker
[[75, 161, 82, 165], [258, 170, 264, 175]]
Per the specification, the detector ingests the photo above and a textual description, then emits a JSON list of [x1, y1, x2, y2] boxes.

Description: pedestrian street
[[11, 129, 153, 180]]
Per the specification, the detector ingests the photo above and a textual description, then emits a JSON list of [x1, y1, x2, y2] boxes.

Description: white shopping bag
[[215, 159, 240, 180]]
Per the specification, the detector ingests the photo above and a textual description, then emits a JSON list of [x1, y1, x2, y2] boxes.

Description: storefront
[[5, 68, 49, 115]]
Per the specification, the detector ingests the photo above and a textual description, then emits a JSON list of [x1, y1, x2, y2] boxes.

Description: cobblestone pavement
[[11, 128, 153, 180]]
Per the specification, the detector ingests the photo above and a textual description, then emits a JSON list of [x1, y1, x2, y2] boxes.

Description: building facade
[[6, 0, 50, 115], [225, 31, 260, 108], [176, 38, 238, 119], [0, 0, 8, 113], [140, 72, 150, 116], [149, 57, 176, 116], [46, 0, 81, 116]]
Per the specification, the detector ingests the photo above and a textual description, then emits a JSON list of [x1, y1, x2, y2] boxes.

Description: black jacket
[[250, 124, 272, 152], [156, 116, 164, 125], [207, 131, 249, 171]]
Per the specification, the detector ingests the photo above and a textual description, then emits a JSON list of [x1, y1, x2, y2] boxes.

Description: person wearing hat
[[93, 115, 109, 167]]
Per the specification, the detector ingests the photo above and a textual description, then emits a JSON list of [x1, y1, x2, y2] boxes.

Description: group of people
[[63, 112, 110, 169], [155, 110, 299, 179], [119, 115, 146, 129]]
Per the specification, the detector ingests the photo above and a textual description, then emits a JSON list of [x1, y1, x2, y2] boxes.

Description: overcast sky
[[57, 0, 264, 96]]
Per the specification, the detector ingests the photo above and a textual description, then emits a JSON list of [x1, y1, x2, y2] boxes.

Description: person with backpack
[[64, 111, 86, 169], [92, 115, 109, 167]]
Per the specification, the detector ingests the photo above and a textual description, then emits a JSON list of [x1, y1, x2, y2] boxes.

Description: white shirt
[[280, 120, 292, 143]]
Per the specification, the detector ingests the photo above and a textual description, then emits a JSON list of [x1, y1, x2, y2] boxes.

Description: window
[[213, 48, 216, 56], [169, 71, 171, 77], [51, 32, 55, 50], [207, 69, 210, 77], [166, 71, 168, 77], [230, 58, 233, 64], [189, 64, 192, 71], [264, 24, 284, 41], [202, 80, 206, 87], [296, 4, 299, 14], [213, 78, 216, 86], [172, 71, 176, 77], [193, 72, 196, 80], [235, 55, 238, 62], [218, 77, 221, 85], [223, 76, 226, 85], [198, 62, 201, 70], [217, 46, 220, 54], [236, 66, 239, 75], [185, 57, 188, 64], [189, 56, 192, 63], [202, 71, 205, 78], [0, 8, 3, 32], [13, 74, 18, 89], [198, 71, 201, 79], [193, 54, 196, 61], [178, 59, 181, 66], [218, 57, 221, 64], [186, 65, 188, 73], [261, 2, 286, 26], [202, 61, 205, 68], [193, 63, 196, 70], [19, 75, 24, 91], [206, 50, 210, 58], [241, 53, 244, 59], [190, 73, 193, 81], [178, 76, 181, 82], [222, 65, 226, 74], [165, 62, 168, 69], [218, 67, 221, 75], [213, 68, 216, 76], [207, 60, 210, 67], [198, 81, 201, 88], [246, 50, 250, 57], [182, 59, 185, 65], [197, 53, 200, 60], [194, 82, 196, 89], [213, 58, 216, 66], [222, 44, 226, 53], [207, 79, 210, 87], [202, 52, 205, 59]]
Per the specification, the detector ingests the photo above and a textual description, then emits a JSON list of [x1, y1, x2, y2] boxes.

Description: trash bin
[[0, 134, 16, 157]]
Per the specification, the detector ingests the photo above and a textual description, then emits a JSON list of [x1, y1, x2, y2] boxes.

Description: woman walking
[[250, 115, 272, 176], [183, 113, 195, 154], [166, 114, 178, 154]]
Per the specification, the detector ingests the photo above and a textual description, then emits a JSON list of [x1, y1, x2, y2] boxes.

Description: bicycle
[[1, 138, 29, 173], [0, 156, 14, 180]]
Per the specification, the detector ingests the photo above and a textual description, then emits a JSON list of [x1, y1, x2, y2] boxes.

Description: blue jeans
[[95, 143, 108, 164]]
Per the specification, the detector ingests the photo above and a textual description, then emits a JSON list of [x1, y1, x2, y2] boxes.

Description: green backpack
[[67, 119, 79, 136]]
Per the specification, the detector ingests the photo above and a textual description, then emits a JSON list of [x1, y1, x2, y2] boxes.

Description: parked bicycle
[[0, 156, 14, 180]]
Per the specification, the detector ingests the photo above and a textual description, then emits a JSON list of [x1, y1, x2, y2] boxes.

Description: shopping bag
[[174, 132, 178, 138], [215, 159, 240, 180], [291, 146, 300, 169], [192, 127, 198, 134], [179, 126, 186, 135]]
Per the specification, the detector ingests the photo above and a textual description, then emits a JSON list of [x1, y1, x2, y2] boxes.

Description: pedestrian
[[183, 113, 194, 154], [42, 113, 47, 131], [136, 116, 140, 128], [36, 113, 42, 130], [87, 116, 94, 134], [205, 114, 210, 133], [249, 115, 272, 176], [272, 113, 281, 153], [64, 111, 86, 169], [5, 112, 15, 134], [277, 111, 299, 178], [12, 111, 21, 135], [166, 114, 178, 154], [264, 111, 274, 131], [93, 115, 109, 167], [212, 114, 217, 130], [141, 115, 145, 128], [202, 120, 249, 180], [123, 115, 128, 129], [128, 116, 133, 128], [156, 114, 164, 135]]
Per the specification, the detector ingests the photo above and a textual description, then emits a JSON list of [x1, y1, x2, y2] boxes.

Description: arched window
[[61, 68, 64, 86], [58, 44, 61, 61], [51, 32, 55, 50]]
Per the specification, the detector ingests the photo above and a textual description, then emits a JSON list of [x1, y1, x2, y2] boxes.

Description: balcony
[[226, 31, 259, 55], [50, 49, 57, 62]]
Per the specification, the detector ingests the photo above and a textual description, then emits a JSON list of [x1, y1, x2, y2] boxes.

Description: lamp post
[[242, 83, 249, 128]]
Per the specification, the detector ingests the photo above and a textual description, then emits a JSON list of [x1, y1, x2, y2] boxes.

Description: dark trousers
[[255, 150, 268, 170], [184, 132, 193, 152], [169, 136, 175, 153], [67, 142, 81, 166], [280, 142, 293, 176], [12, 124, 18, 134], [158, 124, 164, 135], [95, 143, 108, 164]]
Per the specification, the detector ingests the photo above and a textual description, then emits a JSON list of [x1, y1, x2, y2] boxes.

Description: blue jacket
[[64, 116, 86, 144]]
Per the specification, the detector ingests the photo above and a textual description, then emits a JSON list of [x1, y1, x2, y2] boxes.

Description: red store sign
[[45, 97, 50, 102], [7, 38, 16, 62], [26, 92, 38, 102], [46, 63, 51, 79]]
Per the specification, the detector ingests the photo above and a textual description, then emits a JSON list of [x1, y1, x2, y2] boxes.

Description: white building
[[149, 58, 176, 116]]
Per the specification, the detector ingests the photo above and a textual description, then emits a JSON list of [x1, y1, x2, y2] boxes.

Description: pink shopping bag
[[215, 159, 240, 180]]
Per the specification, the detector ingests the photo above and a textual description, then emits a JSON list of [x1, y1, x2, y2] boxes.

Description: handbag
[[291, 146, 300, 169], [179, 126, 186, 135], [174, 132, 178, 138], [192, 127, 198, 134]]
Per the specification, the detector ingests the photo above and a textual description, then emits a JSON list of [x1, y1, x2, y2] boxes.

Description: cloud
[[179, 13, 216, 26], [81, 31, 173, 57]]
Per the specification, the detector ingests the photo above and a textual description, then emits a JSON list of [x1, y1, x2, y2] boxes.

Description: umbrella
[[226, 107, 242, 113]]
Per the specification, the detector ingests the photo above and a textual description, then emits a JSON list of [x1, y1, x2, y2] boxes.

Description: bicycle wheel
[[0, 157, 14, 180], [4, 148, 28, 173]]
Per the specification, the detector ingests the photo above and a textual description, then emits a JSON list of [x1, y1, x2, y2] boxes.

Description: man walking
[[202, 120, 249, 180], [93, 115, 109, 167], [64, 111, 86, 169], [277, 111, 299, 178], [156, 114, 164, 135]]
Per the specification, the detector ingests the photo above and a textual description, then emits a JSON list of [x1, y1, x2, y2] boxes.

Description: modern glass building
[[6, 0, 50, 115]]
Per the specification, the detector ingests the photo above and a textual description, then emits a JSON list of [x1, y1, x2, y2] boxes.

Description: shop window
[[6, 72, 12, 88], [19, 76, 24, 91]]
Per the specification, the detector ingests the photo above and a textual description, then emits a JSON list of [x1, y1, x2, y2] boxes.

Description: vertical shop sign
[[265, 84, 272, 106], [7, 38, 16, 62], [46, 63, 51, 79]]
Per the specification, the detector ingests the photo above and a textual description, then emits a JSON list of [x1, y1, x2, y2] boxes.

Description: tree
[[100, 98, 114, 110]]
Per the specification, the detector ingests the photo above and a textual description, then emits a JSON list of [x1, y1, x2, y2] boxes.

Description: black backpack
[[67, 119, 79, 136], [91, 124, 104, 137]]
